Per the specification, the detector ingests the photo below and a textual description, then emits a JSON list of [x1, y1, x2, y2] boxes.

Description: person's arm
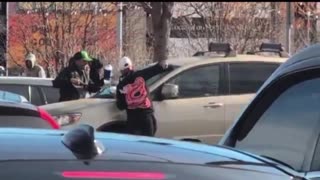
[[136, 61, 170, 81], [52, 69, 73, 88], [116, 85, 127, 110], [87, 68, 105, 93]]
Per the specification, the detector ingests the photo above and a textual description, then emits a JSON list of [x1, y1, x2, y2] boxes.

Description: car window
[[235, 78, 320, 171], [31, 86, 43, 106], [0, 91, 26, 103], [168, 65, 220, 98], [0, 84, 29, 100], [40, 86, 60, 104], [92, 86, 115, 99], [146, 71, 171, 87], [228, 63, 280, 95]]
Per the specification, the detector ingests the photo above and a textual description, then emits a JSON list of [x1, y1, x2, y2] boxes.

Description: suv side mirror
[[161, 83, 179, 99]]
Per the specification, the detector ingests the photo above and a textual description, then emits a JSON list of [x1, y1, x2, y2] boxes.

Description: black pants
[[126, 112, 157, 136]]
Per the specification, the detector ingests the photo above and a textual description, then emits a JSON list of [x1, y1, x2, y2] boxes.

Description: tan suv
[[42, 43, 288, 144]]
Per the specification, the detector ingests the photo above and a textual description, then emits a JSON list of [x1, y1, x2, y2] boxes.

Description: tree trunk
[[151, 2, 174, 62]]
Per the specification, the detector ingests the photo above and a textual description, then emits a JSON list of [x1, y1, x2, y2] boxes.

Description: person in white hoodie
[[24, 53, 46, 78]]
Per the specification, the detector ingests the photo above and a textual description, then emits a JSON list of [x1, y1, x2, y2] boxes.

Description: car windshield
[[233, 77, 320, 171], [93, 65, 177, 99]]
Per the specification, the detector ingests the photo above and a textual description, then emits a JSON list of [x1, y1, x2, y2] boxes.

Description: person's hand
[[159, 60, 168, 69], [84, 64, 90, 74], [71, 78, 81, 86]]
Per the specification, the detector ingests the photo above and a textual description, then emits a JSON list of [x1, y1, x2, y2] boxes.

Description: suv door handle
[[203, 102, 224, 108]]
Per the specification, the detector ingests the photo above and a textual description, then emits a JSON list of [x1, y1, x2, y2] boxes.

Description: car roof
[[0, 77, 53, 86], [167, 54, 287, 67]]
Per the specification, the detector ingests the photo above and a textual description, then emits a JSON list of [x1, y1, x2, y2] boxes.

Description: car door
[[39, 86, 60, 104], [153, 63, 225, 144], [30, 86, 46, 106], [0, 84, 30, 101], [224, 62, 281, 129]]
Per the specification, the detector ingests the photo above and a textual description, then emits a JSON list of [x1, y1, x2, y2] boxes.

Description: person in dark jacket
[[53, 50, 93, 102], [116, 56, 172, 136], [87, 58, 105, 94]]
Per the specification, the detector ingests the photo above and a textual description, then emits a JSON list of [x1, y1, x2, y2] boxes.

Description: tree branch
[[139, 2, 152, 14]]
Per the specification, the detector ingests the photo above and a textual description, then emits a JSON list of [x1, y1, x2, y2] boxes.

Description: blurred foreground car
[[0, 99, 59, 129], [0, 77, 60, 105], [219, 43, 320, 178], [43, 43, 288, 144], [0, 124, 306, 180]]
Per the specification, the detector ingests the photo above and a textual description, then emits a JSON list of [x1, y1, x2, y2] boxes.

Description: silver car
[[0, 77, 60, 105]]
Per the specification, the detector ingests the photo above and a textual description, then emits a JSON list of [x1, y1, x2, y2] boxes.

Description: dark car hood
[[0, 128, 301, 179]]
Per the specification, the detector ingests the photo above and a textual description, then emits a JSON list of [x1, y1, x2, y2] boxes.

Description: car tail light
[[52, 113, 82, 126], [61, 171, 166, 179], [37, 107, 60, 129]]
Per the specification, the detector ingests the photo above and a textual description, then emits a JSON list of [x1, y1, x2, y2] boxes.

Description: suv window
[[40, 86, 60, 104], [235, 78, 320, 171], [168, 65, 220, 98], [0, 85, 29, 100], [228, 63, 279, 94]]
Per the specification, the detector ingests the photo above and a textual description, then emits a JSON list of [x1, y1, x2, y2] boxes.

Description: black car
[[219, 43, 320, 179], [0, 99, 59, 129], [0, 124, 306, 179]]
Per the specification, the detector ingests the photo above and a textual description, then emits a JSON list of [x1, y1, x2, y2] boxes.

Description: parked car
[[219, 43, 320, 176], [0, 90, 28, 103], [0, 99, 59, 129], [0, 124, 307, 180], [42, 43, 288, 144], [0, 77, 60, 106]]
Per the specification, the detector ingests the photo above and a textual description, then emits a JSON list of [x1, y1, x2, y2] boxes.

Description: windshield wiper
[[260, 155, 295, 170]]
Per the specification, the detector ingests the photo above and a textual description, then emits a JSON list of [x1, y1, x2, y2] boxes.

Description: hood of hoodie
[[25, 53, 36, 68]]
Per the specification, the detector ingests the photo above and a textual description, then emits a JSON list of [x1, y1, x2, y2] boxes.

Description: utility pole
[[286, 2, 293, 55], [117, 2, 123, 59], [5, 2, 8, 76], [307, 11, 311, 45], [270, 2, 277, 43], [93, 2, 98, 57]]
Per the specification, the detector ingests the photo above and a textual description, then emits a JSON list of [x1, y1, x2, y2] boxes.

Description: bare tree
[[122, 7, 151, 67], [293, 2, 319, 52], [8, 2, 118, 77], [142, 2, 174, 62], [169, 2, 284, 56]]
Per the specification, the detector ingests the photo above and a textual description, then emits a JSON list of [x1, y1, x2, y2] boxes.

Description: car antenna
[[62, 124, 105, 160]]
